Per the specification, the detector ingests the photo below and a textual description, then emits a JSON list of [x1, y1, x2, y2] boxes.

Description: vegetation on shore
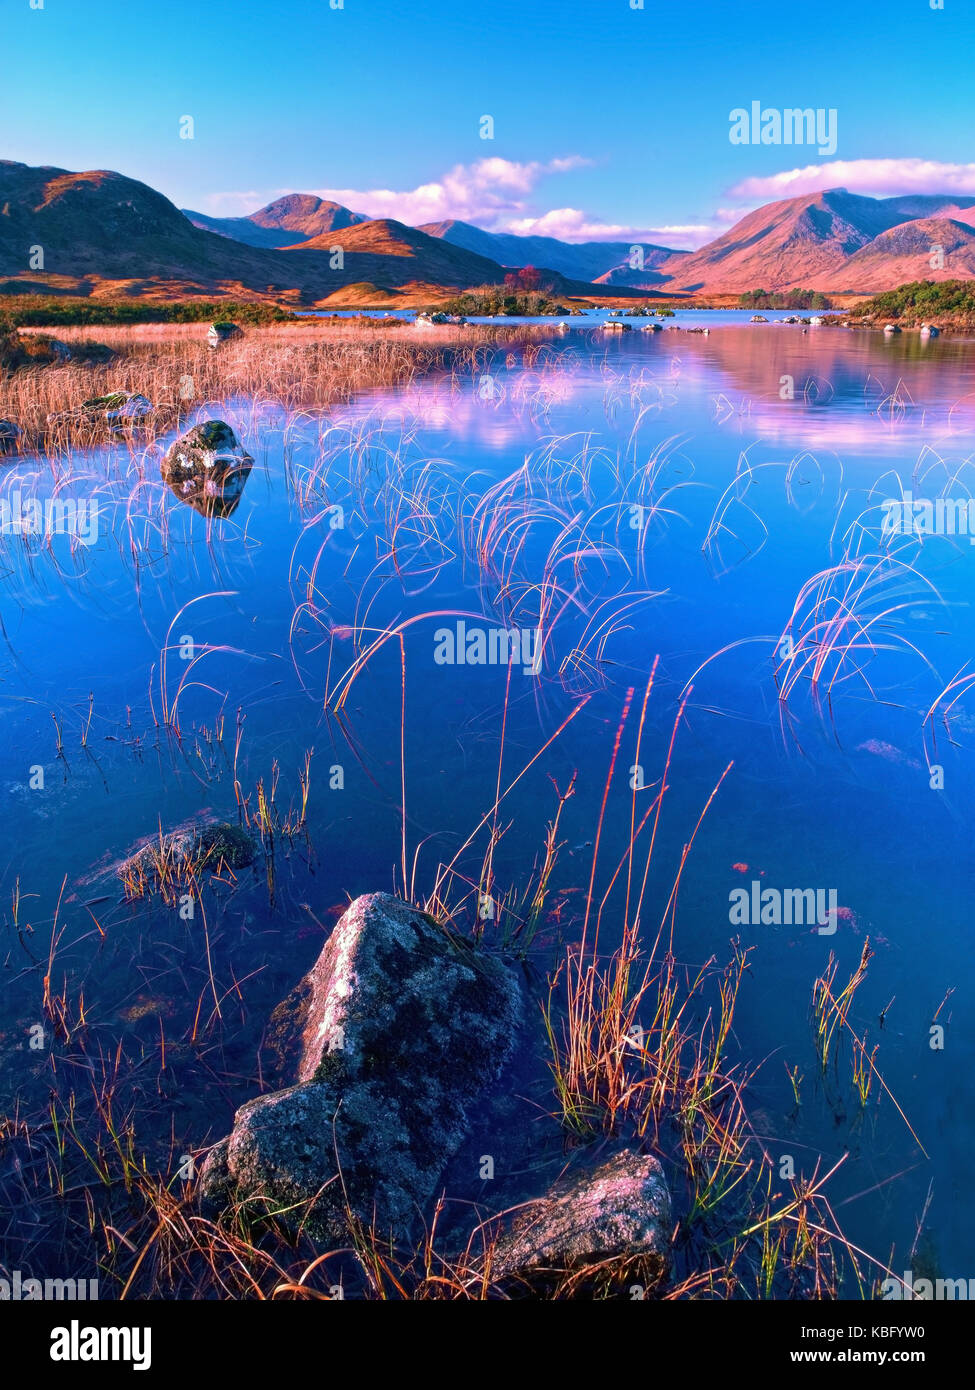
[[0, 297, 298, 328], [436, 284, 580, 317], [0, 319, 558, 452], [847, 279, 975, 327], [739, 289, 834, 310]]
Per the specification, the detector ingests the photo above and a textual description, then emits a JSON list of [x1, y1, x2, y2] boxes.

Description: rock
[[83, 391, 153, 426], [750, 314, 769, 323], [0, 419, 21, 456], [161, 419, 253, 518], [207, 321, 243, 346], [45, 391, 153, 433], [199, 892, 522, 1240], [118, 818, 257, 890], [71, 341, 117, 365], [492, 1148, 671, 1294]]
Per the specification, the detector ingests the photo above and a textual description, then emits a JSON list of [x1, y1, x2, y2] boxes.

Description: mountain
[[664, 189, 903, 292], [290, 218, 605, 298], [592, 259, 685, 288], [295, 217, 510, 279], [0, 161, 303, 295], [418, 218, 681, 283], [0, 162, 612, 305], [663, 188, 975, 293], [183, 194, 368, 248], [5, 162, 975, 303], [838, 217, 975, 292]]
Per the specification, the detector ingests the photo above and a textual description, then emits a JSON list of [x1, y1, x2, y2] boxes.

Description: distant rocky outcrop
[[199, 892, 523, 1240]]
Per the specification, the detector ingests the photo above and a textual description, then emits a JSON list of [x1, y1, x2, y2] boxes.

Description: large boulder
[[492, 1148, 671, 1295], [200, 892, 522, 1239], [161, 419, 253, 518]]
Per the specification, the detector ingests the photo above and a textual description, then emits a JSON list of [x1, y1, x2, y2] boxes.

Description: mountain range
[[663, 189, 975, 293], [2, 161, 975, 305]]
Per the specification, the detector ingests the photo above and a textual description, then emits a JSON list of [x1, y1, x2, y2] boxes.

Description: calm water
[[2, 319, 974, 1284]]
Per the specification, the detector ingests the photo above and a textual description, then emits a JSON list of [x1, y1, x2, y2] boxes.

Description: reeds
[[0, 321, 559, 456]]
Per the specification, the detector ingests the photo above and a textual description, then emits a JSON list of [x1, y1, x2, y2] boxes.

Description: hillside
[[417, 219, 675, 283], [663, 188, 975, 293], [0, 161, 327, 300], [184, 194, 368, 248], [292, 218, 618, 301], [4, 162, 975, 304], [837, 217, 975, 292], [0, 163, 528, 305]]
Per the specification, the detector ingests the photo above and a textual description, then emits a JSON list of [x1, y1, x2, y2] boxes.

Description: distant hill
[[292, 218, 609, 301], [837, 217, 975, 292], [0, 162, 613, 305], [183, 194, 368, 248], [4, 162, 975, 303], [0, 161, 309, 297], [662, 188, 975, 293], [418, 219, 674, 282]]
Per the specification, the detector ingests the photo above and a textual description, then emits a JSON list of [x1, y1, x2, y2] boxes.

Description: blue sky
[[3, 0, 973, 247]]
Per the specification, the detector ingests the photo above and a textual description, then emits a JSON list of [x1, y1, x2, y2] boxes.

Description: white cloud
[[200, 190, 268, 214], [197, 157, 720, 248], [502, 207, 714, 247], [312, 156, 593, 228], [729, 158, 975, 201]]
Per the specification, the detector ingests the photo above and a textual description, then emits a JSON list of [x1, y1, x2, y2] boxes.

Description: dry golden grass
[[0, 320, 554, 454]]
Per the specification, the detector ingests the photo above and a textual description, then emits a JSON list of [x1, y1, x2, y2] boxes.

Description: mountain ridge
[[3, 162, 975, 302]]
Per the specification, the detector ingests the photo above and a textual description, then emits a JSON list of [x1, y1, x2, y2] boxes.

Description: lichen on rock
[[200, 892, 523, 1240], [491, 1147, 672, 1295], [161, 419, 253, 518]]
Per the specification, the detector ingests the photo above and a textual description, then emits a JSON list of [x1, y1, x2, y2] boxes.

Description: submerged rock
[[492, 1148, 671, 1294], [0, 419, 21, 456], [200, 892, 522, 1239], [161, 419, 253, 518], [118, 818, 257, 890], [207, 321, 243, 346]]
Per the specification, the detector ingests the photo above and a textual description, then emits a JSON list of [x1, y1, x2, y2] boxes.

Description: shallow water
[[2, 322, 974, 1284]]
